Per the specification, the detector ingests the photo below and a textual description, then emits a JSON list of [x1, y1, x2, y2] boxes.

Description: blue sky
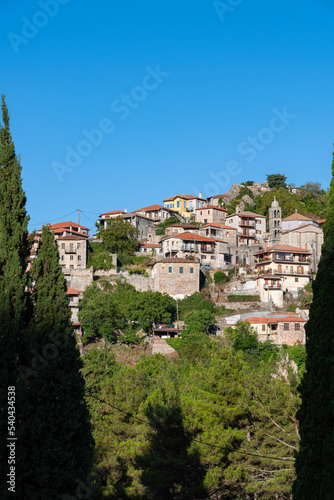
[[1, 0, 334, 234]]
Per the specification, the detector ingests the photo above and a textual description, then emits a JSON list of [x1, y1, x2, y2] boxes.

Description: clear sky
[[1, 0, 334, 234]]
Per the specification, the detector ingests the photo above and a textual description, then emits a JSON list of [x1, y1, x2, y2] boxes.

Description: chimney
[[265, 241, 267, 250], [236, 204, 240, 213], [305, 243, 308, 250], [124, 208, 127, 213], [199, 192, 202, 198]]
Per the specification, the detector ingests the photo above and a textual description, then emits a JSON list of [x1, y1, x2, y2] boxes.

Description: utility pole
[[78, 208, 80, 226]]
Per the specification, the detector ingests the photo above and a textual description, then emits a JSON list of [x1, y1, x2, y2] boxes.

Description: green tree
[[214, 270, 228, 285], [17, 225, 94, 498], [79, 283, 120, 344], [99, 216, 138, 254], [266, 173, 287, 189], [185, 309, 215, 334], [0, 96, 32, 497], [293, 148, 334, 498]]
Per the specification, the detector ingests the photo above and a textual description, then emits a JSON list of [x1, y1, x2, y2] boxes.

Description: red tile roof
[[66, 288, 81, 295], [254, 244, 311, 255], [139, 243, 162, 248], [99, 210, 125, 216], [202, 223, 222, 228], [134, 204, 166, 212], [227, 211, 266, 218], [283, 213, 314, 222], [57, 235, 87, 241], [196, 204, 227, 212], [153, 258, 200, 265], [49, 221, 89, 230], [163, 194, 206, 202], [172, 232, 216, 242]]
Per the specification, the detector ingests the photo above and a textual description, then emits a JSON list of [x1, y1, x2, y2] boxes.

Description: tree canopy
[[266, 173, 287, 189], [98, 216, 139, 254]]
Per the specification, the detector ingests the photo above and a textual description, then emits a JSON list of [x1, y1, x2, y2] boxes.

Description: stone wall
[[123, 273, 155, 292], [152, 259, 200, 298]]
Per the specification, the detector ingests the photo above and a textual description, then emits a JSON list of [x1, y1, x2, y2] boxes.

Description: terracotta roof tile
[[196, 204, 227, 212], [66, 287, 81, 295], [283, 213, 314, 222], [153, 258, 200, 265]]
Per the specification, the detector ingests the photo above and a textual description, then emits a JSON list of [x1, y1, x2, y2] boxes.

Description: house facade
[[225, 210, 266, 246], [152, 258, 200, 298], [195, 204, 227, 225], [254, 244, 311, 294], [134, 204, 181, 222], [57, 235, 88, 270], [163, 194, 207, 219]]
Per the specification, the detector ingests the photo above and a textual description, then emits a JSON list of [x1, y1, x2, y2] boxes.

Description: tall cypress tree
[[293, 148, 334, 498], [0, 95, 31, 496], [17, 225, 94, 498]]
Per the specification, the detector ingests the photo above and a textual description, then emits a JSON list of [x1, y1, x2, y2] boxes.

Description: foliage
[[242, 180, 254, 186], [83, 343, 299, 499], [155, 216, 180, 235], [79, 282, 177, 344], [293, 148, 334, 498], [177, 292, 215, 320], [214, 270, 228, 284], [0, 95, 32, 497], [266, 173, 287, 189], [128, 267, 148, 276], [184, 309, 216, 334], [298, 282, 313, 307], [227, 185, 254, 214], [79, 283, 120, 344], [118, 253, 154, 269], [286, 304, 297, 312], [98, 216, 138, 254], [18, 224, 94, 498], [227, 294, 260, 302], [87, 241, 116, 271], [283, 344, 306, 371]]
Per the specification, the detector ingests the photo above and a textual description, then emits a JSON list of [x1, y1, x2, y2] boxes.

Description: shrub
[[227, 295, 260, 302]]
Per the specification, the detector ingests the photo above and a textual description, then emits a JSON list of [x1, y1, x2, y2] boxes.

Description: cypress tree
[[0, 95, 31, 497], [17, 225, 94, 498], [293, 148, 334, 498]]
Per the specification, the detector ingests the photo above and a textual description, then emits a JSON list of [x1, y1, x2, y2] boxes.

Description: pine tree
[[293, 148, 334, 499], [17, 225, 94, 498], [0, 95, 32, 497]]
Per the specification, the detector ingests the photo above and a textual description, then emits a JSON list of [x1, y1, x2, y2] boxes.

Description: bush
[[214, 270, 228, 285], [128, 267, 148, 276], [227, 295, 260, 302]]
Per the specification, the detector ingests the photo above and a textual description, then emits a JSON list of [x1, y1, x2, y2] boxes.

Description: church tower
[[269, 196, 282, 245]]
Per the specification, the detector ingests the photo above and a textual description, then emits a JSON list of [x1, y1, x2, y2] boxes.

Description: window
[[179, 267, 183, 273], [200, 211, 202, 215], [78, 255, 81, 260], [262, 324, 266, 331], [77, 243, 81, 249], [284, 323, 289, 331], [70, 265, 74, 269], [295, 277, 299, 282], [184, 201, 186, 208], [208, 210, 210, 214], [69, 296, 74, 302], [177, 200, 180, 208], [168, 267, 172, 273], [70, 255, 74, 260], [61, 243, 65, 249], [295, 323, 300, 330], [61, 255, 65, 261], [190, 268, 194, 273]]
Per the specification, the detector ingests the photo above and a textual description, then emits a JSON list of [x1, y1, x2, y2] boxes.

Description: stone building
[[268, 196, 282, 245], [134, 204, 182, 222], [151, 258, 200, 299], [57, 235, 88, 270], [195, 204, 227, 225], [225, 209, 266, 246], [225, 311, 306, 345], [164, 224, 200, 237]]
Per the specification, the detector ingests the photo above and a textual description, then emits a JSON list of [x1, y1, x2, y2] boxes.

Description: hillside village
[[29, 179, 326, 348]]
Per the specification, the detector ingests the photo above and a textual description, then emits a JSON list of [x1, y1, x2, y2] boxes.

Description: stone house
[[164, 224, 200, 237], [134, 204, 182, 222], [195, 204, 227, 225], [225, 210, 266, 246], [37, 221, 90, 239], [151, 258, 200, 299], [254, 244, 311, 295], [280, 224, 323, 272], [225, 311, 306, 345], [137, 242, 163, 256], [255, 274, 283, 308], [97, 210, 127, 228], [161, 232, 217, 266], [57, 235, 88, 270]]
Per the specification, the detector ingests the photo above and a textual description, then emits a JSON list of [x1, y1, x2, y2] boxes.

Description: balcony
[[263, 284, 282, 290], [239, 221, 255, 228], [65, 248, 76, 254]]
